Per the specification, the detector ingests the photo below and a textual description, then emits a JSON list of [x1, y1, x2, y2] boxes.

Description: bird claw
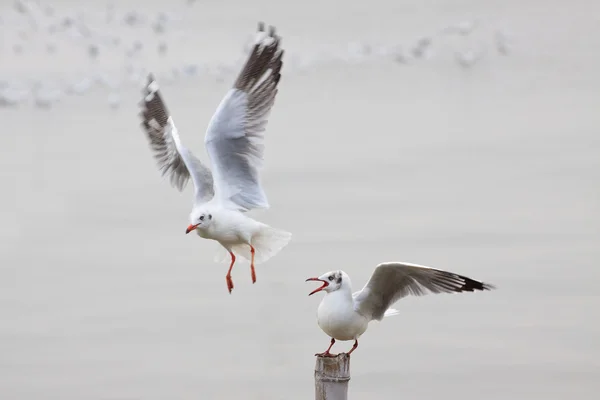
[[226, 276, 234, 294], [251, 267, 256, 284]]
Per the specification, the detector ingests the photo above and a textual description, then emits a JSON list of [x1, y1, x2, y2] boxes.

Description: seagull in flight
[[306, 262, 495, 356], [139, 23, 291, 294]]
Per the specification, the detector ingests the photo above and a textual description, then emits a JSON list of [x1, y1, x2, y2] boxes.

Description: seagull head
[[186, 208, 213, 234], [306, 270, 346, 296]]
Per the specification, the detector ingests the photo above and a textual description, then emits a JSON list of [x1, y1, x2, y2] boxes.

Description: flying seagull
[[139, 23, 291, 294]]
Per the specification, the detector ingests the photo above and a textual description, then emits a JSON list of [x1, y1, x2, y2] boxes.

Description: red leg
[[226, 252, 236, 294], [347, 339, 358, 356], [315, 338, 336, 357], [250, 245, 256, 284]]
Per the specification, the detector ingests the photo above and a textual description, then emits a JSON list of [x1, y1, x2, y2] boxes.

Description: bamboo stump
[[314, 353, 351, 400]]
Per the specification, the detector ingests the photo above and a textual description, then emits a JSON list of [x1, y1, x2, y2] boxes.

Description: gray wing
[[353, 262, 495, 321], [139, 74, 215, 204], [204, 22, 283, 212]]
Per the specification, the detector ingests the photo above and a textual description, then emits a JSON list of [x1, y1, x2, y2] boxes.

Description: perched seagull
[[138, 23, 291, 294], [306, 262, 495, 356]]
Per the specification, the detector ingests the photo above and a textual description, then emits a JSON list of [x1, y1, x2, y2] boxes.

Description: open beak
[[185, 224, 198, 234], [306, 277, 328, 296]]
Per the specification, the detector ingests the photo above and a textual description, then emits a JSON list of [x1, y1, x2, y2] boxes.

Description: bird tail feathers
[[213, 224, 292, 265], [384, 308, 400, 318]]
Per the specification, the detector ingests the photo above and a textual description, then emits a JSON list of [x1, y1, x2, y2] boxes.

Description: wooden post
[[314, 353, 351, 400]]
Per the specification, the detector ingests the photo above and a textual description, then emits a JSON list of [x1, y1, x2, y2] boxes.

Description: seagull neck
[[327, 285, 353, 301]]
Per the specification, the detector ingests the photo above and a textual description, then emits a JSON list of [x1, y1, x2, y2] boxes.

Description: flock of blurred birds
[[0, 0, 514, 110]]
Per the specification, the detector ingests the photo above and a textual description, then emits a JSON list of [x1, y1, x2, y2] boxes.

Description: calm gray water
[[1, 1, 599, 399]]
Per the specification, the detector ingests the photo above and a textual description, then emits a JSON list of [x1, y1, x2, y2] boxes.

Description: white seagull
[[306, 262, 495, 356], [139, 23, 291, 294]]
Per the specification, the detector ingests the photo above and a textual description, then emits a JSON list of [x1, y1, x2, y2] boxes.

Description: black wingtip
[[460, 277, 496, 292]]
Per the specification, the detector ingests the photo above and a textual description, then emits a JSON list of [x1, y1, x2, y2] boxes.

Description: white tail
[[214, 224, 292, 264], [384, 308, 400, 318]]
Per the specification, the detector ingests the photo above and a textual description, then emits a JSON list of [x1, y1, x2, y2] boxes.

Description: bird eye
[[208, 214, 212, 220], [328, 276, 334, 281], [199, 215, 205, 221]]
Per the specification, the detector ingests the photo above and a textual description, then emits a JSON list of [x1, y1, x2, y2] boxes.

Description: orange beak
[[306, 277, 329, 296], [186, 224, 198, 234]]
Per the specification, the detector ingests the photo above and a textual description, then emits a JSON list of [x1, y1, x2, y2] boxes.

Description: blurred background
[[1, 0, 599, 399]]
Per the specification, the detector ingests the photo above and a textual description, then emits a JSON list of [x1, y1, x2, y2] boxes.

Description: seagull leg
[[226, 252, 236, 294], [250, 245, 256, 284], [346, 339, 359, 356], [315, 338, 336, 357]]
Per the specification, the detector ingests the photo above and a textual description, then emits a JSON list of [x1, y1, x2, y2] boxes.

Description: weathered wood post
[[314, 353, 351, 400]]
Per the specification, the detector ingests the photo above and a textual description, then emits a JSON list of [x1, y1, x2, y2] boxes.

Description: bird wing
[[139, 74, 215, 204], [204, 23, 283, 212], [353, 262, 495, 321]]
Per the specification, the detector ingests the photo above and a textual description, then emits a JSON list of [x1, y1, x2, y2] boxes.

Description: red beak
[[306, 277, 328, 296], [186, 224, 198, 234]]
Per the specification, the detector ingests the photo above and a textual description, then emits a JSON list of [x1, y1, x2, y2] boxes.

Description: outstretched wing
[[139, 74, 214, 204], [353, 262, 495, 321], [204, 22, 284, 212]]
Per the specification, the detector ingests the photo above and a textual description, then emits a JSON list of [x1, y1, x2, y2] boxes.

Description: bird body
[[192, 205, 258, 244], [317, 286, 368, 341], [307, 262, 495, 356]]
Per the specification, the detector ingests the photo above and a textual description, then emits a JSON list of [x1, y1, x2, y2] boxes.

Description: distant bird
[[306, 262, 495, 356], [411, 37, 432, 59], [123, 11, 141, 26], [0, 81, 29, 107], [495, 30, 511, 55], [138, 23, 291, 294], [33, 82, 62, 109], [68, 76, 94, 95], [455, 48, 482, 68], [152, 12, 168, 34]]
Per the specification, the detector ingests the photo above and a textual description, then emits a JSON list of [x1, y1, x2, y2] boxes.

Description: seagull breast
[[317, 292, 369, 341]]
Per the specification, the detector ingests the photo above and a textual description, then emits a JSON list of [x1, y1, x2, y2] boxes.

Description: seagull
[[138, 23, 291, 294], [306, 262, 495, 356]]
